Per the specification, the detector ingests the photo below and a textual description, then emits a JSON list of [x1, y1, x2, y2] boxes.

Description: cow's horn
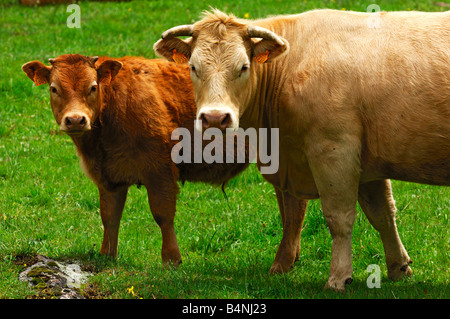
[[247, 25, 285, 46], [90, 56, 99, 63], [48, 58, 55, 64], [161, 24, 194, 39]]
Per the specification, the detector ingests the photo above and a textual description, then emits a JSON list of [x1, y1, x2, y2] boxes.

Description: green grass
[[0, 0, 448, 299]]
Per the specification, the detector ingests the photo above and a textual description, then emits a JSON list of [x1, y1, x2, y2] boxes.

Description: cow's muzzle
[[199, 111, 232, 131], [196, 106, 238, 132]]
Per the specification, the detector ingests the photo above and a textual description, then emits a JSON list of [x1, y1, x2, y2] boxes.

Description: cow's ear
[[252, 37, 289, 64], [153, 37, 192, 64], [96, 60, 123, 85], [22, 61, 51, 86]]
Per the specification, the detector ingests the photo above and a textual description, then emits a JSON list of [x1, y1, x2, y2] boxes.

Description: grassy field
[[0, 0, 448, 299]]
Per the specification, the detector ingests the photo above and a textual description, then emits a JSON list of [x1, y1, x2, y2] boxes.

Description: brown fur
[[22, 54, 249, 265]]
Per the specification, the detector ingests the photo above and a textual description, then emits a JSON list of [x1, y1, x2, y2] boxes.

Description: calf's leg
[[145, 175, 181, 268], [270, 188, 308, 274], [99, 186, 128, 258], [358, 179, 412, 280]]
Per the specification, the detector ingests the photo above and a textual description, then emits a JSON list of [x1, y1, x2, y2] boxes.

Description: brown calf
[[22, 54, 249, 266]]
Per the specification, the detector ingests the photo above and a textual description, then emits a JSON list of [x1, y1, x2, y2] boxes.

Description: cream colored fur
[[155, 9, 450, 292]]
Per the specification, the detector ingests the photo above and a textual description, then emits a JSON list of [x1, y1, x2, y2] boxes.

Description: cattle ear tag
[[33, 71, 47, 86], [172, 49, 188, 64], [99, 70, 112, 85], [254, 50, 270, 64]]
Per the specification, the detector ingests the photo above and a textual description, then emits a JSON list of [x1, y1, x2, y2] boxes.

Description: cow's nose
[[64, 115, 87, 131], [200, 112, 232, 131]]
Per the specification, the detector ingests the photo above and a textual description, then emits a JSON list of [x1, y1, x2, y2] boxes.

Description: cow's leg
[[145, 174, 181, 268], [308, 138, 361, 292], [321, 200, 357, 292], [99, 186, 128, 258], [358, 180, 412, 280], [270, 189, 308, 274], [274, 188, 286, 232]]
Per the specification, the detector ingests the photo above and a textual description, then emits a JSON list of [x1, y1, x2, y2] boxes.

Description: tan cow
[[154, 9, 450, 291]]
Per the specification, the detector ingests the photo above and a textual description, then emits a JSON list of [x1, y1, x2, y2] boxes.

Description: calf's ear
[[153, 37, 192, 64], [22, 61, 51, 86], [96, 60, 123, 85]]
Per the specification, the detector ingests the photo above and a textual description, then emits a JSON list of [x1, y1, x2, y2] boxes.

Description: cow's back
[[256, 10, 450, 185]]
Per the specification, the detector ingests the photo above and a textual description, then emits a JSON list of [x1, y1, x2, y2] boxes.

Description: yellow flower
[[341, 8, 346, 10], [127, 286, 135, 296], [244, 13, 249, 19]]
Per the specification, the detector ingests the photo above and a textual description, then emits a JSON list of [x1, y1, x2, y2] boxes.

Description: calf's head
[[154, 9, 289, 132], [22, 54, 122, 137]]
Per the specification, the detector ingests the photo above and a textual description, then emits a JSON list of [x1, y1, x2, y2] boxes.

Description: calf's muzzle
[[61, 113, 90, 135]]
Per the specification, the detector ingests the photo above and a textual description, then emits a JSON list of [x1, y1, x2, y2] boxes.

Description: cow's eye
[[50, 86, 58, 94], [239, 65, 249, 77], [190, 65, 199, 77]]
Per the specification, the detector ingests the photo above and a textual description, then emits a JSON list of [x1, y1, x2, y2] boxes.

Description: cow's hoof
[[324, 277, 352, 293], [388, 260, 413, 281]]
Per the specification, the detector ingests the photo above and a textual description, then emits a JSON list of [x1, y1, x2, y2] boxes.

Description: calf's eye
[[89, 82, 98, 95]]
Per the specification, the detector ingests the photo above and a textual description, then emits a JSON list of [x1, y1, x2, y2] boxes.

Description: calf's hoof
[[269, 261, 293, 275], [100, 247, 118, 259], [162, 250, 182, 269], [163, 258, 182, 269]]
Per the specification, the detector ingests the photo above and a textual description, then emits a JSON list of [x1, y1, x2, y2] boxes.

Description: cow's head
[[22, 54, 122, 137], [154, 9, 289, 132]]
